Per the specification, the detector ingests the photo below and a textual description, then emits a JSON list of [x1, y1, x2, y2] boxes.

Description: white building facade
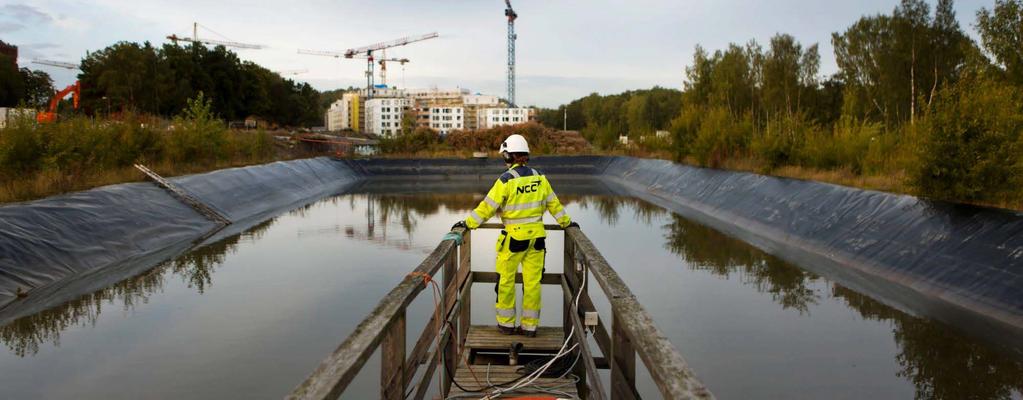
[[477, 107, 530, 129], [429, 107, 464, 134], [365, 97, 411, 137], [325, 99, 349, 131]]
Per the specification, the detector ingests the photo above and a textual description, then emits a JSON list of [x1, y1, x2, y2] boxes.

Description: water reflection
[[833, 285, 1023, 400], [0, 218, 278, 357], [662, 214, 821, 313]]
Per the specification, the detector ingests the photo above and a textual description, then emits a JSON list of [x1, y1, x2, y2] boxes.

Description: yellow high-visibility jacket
[[465, 164, 571, 240]]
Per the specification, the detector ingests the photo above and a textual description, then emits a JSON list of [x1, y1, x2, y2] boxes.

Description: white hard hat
[[499, 134, 529, 154]]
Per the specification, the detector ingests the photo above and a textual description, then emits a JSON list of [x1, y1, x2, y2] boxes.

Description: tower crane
[[32, 59, 79, 70], [343, 32, 438, 98], [504, 0, 518, 106], [167, 22, 264, 49], [297, 49, 411, 87], [375, 54, 410, 87]]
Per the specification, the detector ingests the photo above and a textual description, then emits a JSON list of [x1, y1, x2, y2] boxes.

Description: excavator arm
[[36, 81, 80, 123]]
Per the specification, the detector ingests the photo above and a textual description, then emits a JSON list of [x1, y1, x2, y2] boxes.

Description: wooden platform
[[447, 365, 579, 399], [447, 325, 577, 398], [464, 325, 564, 353]]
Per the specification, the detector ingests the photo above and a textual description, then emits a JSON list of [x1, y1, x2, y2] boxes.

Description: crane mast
[[505, 0, 517, 106]]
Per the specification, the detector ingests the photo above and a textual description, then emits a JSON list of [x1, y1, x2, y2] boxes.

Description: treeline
[[78, 41, 321, 126], [535, 87, 681, 148], [537, 0, 1023, 206]]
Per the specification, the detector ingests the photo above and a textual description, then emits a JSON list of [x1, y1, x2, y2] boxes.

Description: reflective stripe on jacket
[[465, 164, 572, 240]]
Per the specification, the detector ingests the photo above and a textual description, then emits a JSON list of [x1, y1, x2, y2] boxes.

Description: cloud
[[2, 4, 54, 23], [0, 21, 24, 33], [26, 42, 61, 50]]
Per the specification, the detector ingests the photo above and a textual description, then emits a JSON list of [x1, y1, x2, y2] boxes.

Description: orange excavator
[[36, 81, 80, 123]]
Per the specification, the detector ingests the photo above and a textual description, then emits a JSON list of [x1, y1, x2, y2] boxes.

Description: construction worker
[[452, 134, 578, 337]]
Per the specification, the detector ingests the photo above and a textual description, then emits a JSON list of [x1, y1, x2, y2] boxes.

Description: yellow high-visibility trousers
[[494, 232, 545, 332]]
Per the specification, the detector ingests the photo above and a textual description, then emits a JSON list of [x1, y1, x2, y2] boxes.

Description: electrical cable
[[479, 264, 589, 399]]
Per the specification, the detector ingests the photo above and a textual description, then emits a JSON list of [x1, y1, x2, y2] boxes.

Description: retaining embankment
[[598, 157, 1023, 346], [0, 157, 362, 322]]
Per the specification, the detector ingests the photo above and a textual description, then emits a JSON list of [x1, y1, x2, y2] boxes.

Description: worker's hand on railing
[[451, 220, 468, 230], [567, 222, 580, 229]]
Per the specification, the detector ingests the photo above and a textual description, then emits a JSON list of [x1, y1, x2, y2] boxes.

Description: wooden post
[[563, 233, 576, 331], [458, 231, 472, 349], [442, 253, 457, 396], [381, 312, 406, 400], [611, 311, 637, 400]]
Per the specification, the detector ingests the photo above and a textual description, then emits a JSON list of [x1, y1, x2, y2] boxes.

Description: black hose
[[515, 352, 578, 378]]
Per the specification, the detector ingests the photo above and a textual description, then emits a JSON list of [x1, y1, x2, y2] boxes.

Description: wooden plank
[[563, 254, 611, 359], [561, 280, 608, 400], [406, 244, 474, 388], [134, 163, 231, 225], [564, 228, 715, 400], [411, 322, 453, 400], [447, 365, 578, 398], [611, 311, 638, 400], [442, 253, 457, 396], [464, 325, 564, 352], [471, 271, 562, 285], [287, 228, 464, 400], [381, 312, 406, 400], [458, 231, 472, 355]]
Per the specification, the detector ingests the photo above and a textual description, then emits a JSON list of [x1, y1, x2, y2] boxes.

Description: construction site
[[3, 1, 1023, 400]]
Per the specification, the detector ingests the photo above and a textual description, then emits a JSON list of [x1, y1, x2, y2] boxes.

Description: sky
[[1, 0, 994, 108]]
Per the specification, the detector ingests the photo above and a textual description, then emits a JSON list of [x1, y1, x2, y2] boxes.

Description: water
[[1, 180, 1021, 399]]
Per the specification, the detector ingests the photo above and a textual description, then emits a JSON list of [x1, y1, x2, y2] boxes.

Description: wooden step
[[447, 365, 579, 399], [464, 325, 564, 353]]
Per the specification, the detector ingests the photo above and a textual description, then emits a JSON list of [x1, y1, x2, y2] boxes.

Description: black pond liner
[[1, 156, 1021, 351]]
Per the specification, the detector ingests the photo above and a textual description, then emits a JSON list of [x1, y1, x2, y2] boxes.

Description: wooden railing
[[286, 223, 713, 400]]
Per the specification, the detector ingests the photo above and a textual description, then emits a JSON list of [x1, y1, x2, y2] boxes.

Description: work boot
[[498, 325, 517, 335], [522, 329, 537, 338]]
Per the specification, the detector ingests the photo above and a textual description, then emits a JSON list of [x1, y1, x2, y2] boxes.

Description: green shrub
[[166, 92, 228, 164], [752, 113, 811, 170], [912, 72, 1023, 202], [692, 107, 751, 167], [0, 113, 44, 175], [797, 116, 881, 173]]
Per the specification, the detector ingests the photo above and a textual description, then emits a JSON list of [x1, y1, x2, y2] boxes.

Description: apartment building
[[428, 107, 464, 134], [324, 93, 362, 131], [477, 107, 530, 129], [365, 97, 412, 137]]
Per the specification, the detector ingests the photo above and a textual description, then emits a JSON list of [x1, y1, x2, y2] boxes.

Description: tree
[[834, 0, 970, 125], [913, 71, 1023, 201], [19, 68, 54, 108], [977, 0, 1023, 85], [0, 54, 24, 107], [77, 40, 324, 126]]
